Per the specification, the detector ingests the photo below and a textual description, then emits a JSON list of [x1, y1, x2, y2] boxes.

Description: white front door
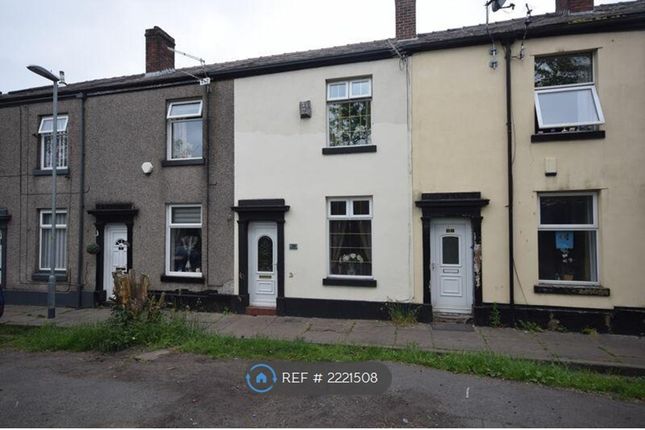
[[430, 218, 473, 314], [104, 223, 128, 300], [248, 222, 278, 308]]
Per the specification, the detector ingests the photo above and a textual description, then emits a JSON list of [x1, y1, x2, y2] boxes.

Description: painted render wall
[[234, 58, 415, 303], [411, 30, 645, 310], [0, 99, 83, 296]]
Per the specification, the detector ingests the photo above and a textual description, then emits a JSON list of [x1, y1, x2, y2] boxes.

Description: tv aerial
[[485, 0, 516, 69], [167, 47, 211, 86]]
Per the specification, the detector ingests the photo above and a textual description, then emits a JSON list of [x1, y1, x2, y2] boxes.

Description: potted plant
[[86, 243, 101, 255]]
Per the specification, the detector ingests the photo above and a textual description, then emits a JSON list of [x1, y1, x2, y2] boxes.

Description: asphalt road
[[0, 350, 643, 427]]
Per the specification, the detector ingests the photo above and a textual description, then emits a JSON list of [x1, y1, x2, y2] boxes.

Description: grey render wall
[[83, 80, 234, 295], [0, 98, 83, 297]]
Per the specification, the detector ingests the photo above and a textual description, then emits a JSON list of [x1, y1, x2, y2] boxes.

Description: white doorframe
[[248, 222, 278, 308], [430, 218, 473, 314], [104, 223, 128, 300]]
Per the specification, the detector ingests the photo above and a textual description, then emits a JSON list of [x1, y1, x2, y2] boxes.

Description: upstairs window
[[534, 52, 604, 132], [166, 100, 203, 160], [327, 78, 372, 147], [38, 115, 68, 169]]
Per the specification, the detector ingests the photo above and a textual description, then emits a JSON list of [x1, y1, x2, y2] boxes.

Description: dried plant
[[112, 269, 165, 323]]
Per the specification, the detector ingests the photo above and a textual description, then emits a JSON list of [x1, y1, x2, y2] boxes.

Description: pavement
[[2, 305, 644, 374]]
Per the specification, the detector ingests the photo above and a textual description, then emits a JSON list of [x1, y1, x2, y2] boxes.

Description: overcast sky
[[0, 0, 623, 93]]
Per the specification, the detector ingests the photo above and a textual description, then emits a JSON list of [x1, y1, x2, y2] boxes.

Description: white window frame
[[38, 209, 67, 271], [534, 84, 605, 129], [537, 192, 599, 286], [326, 78, 372, 101], [166, 100, 204, 161], [38, 115, 69, 170], [327, 196, 373, 280], [165, 204, 203, 278]]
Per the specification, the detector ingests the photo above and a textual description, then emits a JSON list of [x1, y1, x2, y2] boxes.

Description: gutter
[[503, 40, 515, 323], [75, 92, 86, 308]]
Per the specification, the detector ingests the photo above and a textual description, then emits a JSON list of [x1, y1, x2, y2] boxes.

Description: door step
[[245, 306, 277, 316], [432, 312, 473, 324]]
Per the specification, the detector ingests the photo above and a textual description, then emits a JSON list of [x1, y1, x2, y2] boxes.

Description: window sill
[[161, 158, 205, 167], [322, 145, 377, 155], [534, 284, 609, 296], [322, 277, 377, 287], [160, 274, 205, 284], [33, 168, 69, 177], [531, 130, 605, 143], [32, 271, 68, 282]]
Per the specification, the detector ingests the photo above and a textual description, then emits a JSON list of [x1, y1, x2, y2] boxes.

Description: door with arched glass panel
[[430, 219, 473, 313], [248, 222, 278, 307]]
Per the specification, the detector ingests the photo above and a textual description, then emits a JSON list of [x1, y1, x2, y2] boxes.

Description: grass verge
[[1, 318, 643, 400]]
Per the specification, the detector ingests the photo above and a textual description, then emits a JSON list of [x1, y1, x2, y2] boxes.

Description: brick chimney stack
[[395, 0, 416, 40], [556, 0, 594, 13], [145, 26, 175, 73]]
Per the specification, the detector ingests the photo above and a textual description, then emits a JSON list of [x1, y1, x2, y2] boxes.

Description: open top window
[[38, 115, 69, 170], [534, 52, 604, 133], [166, 100, 203, 160]]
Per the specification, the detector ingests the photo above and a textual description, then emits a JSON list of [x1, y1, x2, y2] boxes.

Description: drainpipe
[[503, 40, 515, 324], [204, 83, 211, 289], [75, 92, 86, 308]]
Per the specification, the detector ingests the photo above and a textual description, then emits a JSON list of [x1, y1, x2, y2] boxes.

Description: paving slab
[[261, 316, 310, 340], [346, 319, 396, 347], [302, 318, 353, 344], [431, 329, 489, 352], [594, 334, 645, 359], [215, 315, 276, 338], [533, 331, 617, 363], [478, 327, 554, 360], [394, 324, 434, 349]]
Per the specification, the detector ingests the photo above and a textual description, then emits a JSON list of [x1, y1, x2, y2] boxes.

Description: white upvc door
[[430, 218, 473, 314], [104, 224, 128, 300], [248, 222, 278, 308]]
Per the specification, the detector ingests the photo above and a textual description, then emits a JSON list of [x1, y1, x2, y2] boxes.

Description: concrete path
[[2, 305, 644, 373]]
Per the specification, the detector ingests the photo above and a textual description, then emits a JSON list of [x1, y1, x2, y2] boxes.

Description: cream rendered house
[[233, 55, 420, 319], [409, 0, 645, 333]]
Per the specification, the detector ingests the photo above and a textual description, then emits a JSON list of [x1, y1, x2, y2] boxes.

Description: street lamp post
[[27, 65, 65, 319]]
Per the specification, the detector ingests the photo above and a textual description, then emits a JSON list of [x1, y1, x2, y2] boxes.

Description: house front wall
[[234, 58, 415, 306], [411, 30, 645, 312]]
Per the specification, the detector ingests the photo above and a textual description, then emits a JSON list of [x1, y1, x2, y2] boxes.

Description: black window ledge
[[531, 130, 605, 143], [534, 284, 609, 296], [322, 145, 377, 155], [161, 158, 206, 167], [323, 277, 377, 287], [160, 274, 205, 284], [33, 168, 69, 177], [32, 271, 68, 282]]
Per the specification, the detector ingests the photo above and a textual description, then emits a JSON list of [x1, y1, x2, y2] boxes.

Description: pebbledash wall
[[411, 30, 645, 331], [0, 98, 84, 305], [233, 58, 419, 318], [0, 81, 235, 306]]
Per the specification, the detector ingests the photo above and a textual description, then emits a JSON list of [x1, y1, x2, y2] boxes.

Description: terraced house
[[0, 0, 643, 334]]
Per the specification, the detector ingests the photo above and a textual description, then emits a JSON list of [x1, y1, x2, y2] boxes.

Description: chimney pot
[[556, 0, 594, 13], [145, 26, 175, 73], [395, 0, 416, 40]]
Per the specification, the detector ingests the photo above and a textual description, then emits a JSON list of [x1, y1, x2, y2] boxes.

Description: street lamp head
[[26, 65, 59, 82]]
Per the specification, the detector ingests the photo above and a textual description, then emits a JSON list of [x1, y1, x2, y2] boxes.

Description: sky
[[0, 0, 624, 93]]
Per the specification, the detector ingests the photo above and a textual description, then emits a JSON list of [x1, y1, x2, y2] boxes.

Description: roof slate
[[2, 0, 644, 103]]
